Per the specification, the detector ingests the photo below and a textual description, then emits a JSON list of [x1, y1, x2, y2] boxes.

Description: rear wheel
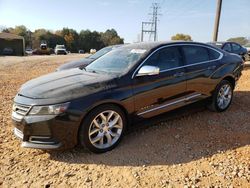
[[207, 80, 233, 112], [79, 105, 126, 153]]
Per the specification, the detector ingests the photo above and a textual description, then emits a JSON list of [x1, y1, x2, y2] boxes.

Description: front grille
[[13, 103, 31, 116]]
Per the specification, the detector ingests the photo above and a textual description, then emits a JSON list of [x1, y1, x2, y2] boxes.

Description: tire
[[78, 104, 127, 153], [207, 80, 233, 112]]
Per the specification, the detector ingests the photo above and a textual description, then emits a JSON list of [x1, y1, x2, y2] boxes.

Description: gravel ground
[[0, 55, 249, 188]]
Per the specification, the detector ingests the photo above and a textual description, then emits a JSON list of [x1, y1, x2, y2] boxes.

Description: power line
[[141, 3, 161, 42]]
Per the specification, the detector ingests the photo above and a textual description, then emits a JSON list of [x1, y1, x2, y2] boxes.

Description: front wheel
[[78, 105, 126, 153], [207, 80, 233, 112]]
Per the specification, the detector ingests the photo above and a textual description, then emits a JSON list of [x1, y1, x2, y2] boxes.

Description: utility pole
[[213, 0, 223, 42], [141, 3, 161, 42]]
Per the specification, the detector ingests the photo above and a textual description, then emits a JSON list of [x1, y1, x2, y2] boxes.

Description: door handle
[[207, 66, 216, 70], [174, 72, 185, 77]]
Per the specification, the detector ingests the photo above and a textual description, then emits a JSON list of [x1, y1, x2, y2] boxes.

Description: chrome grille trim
[[13, 103, 31, 116]]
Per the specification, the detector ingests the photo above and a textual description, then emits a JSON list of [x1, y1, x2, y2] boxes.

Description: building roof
[[0, 32, 24, 40]]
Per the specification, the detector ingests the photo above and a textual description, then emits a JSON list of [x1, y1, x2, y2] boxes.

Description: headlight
[[29, 102, 70, 115]]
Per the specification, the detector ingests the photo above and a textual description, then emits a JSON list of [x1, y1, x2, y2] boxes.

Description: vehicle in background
[[208, 42, 248, 61], [3, 47, 14, 55], [33, 43, 51, 55], [244, 43, 250, 61], [78, 50, 84, 54], [55, 45, 67, 55], [12, 41, 243, 153], [25, 48, 33, 55], [90, 49, 97, 54], [56, 45, 123, 71]]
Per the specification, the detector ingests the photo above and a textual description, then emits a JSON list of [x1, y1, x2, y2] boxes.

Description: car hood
[[56, 58, 94, 71], [18, 68, 114, 101]]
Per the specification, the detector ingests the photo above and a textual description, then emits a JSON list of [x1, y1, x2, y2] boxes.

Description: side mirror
[[136, 65, 160, 77]]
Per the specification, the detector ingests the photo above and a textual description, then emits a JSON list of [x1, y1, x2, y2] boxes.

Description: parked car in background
[[25, 48, 33, 55], [78, 50, 84, 54], [12, 41, 243, 153], [208, 42, 248, 61], [3, 47, 14, 55], [90, 49, 96, 54], [55, 45, 67, 55], [56, 45, 123, 71], [33, 43, 51, 55], [244, 43, 250, 61]]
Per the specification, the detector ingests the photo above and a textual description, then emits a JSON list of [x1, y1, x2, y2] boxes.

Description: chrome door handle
[[174, 72, 185, 77]]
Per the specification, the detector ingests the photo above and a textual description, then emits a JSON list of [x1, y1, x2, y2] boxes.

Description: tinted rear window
[[208, 49, 221, 60], [182, 46, 209, 65]]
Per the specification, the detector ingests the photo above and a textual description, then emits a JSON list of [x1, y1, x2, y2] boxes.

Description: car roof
[[119, 41, 218, 52]]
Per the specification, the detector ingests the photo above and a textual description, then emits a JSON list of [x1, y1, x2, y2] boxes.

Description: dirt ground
[[0, 55, 249, 188]]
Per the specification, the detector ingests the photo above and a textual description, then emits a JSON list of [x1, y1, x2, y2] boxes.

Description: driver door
[[132, 46, 187, 118]]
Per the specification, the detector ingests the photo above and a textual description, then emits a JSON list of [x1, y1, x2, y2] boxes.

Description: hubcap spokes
[[89, 110, 123, 149], [217, 84, 232, 109]]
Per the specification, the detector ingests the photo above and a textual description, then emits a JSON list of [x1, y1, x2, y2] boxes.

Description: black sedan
[[208, 41, 248, 61], [12, 41, 243, 153], [56, 45, 123, 71]]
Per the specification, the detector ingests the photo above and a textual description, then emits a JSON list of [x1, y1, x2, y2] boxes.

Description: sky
[[0, 0, 249, 43]]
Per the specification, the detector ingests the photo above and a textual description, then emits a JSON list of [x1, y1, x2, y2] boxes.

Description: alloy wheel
[[217, 84, 232, 110], [88, 110, 123, 149]]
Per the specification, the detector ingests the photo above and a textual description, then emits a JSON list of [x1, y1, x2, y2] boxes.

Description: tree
[[58, 28, 79, 52], [101, 29, 124, 46], [227, 37, 248, 45], [1, 25, 124, 52], [79, 30, 104, 52], [171, 33, 192, 41]]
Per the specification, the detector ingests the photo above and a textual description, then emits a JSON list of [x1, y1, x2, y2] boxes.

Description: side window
[[232, 43, 241, 52], [223, 43, 232, 52], [144, 47, 182, 71], [182, 46, 209, 65], [208, 49, 221, 60]]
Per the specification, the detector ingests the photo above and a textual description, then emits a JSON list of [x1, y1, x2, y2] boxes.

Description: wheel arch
[[76, 100, 130, 143], [221, 75, 236, 89]]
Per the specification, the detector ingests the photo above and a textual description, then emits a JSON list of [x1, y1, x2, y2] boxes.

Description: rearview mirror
[[136, 65, 160, 77]]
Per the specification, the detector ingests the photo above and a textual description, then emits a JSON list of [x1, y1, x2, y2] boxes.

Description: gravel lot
[[0, 55, 249, 188]]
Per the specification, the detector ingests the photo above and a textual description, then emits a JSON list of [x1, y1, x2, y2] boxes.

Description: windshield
[[88, 46, 113, 59], [85, 48, 147, 75]]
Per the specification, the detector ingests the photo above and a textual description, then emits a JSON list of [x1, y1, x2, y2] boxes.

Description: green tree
[[79, 30, 104, 52], [171, 33, 192, 41], [227, 37, 248, 45], [101, 29, 124, 46], [58, 28, 79, 52]]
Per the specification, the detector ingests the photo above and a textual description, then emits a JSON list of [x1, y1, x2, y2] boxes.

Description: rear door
[[132, 46, 187, 118], [222, 43, 232, 53], [182, 45, 222, 99]]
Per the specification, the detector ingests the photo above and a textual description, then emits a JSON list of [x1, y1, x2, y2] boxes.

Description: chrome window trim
[[132, 44, 223, 78], [137, 93, 202, 116]]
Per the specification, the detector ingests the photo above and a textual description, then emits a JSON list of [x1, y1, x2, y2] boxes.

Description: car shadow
[[49, 91, 250, 166]]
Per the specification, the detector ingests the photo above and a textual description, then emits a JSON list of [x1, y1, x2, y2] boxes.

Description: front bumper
[[12, 107, 80, 150], [14, 127, 62, 149]]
